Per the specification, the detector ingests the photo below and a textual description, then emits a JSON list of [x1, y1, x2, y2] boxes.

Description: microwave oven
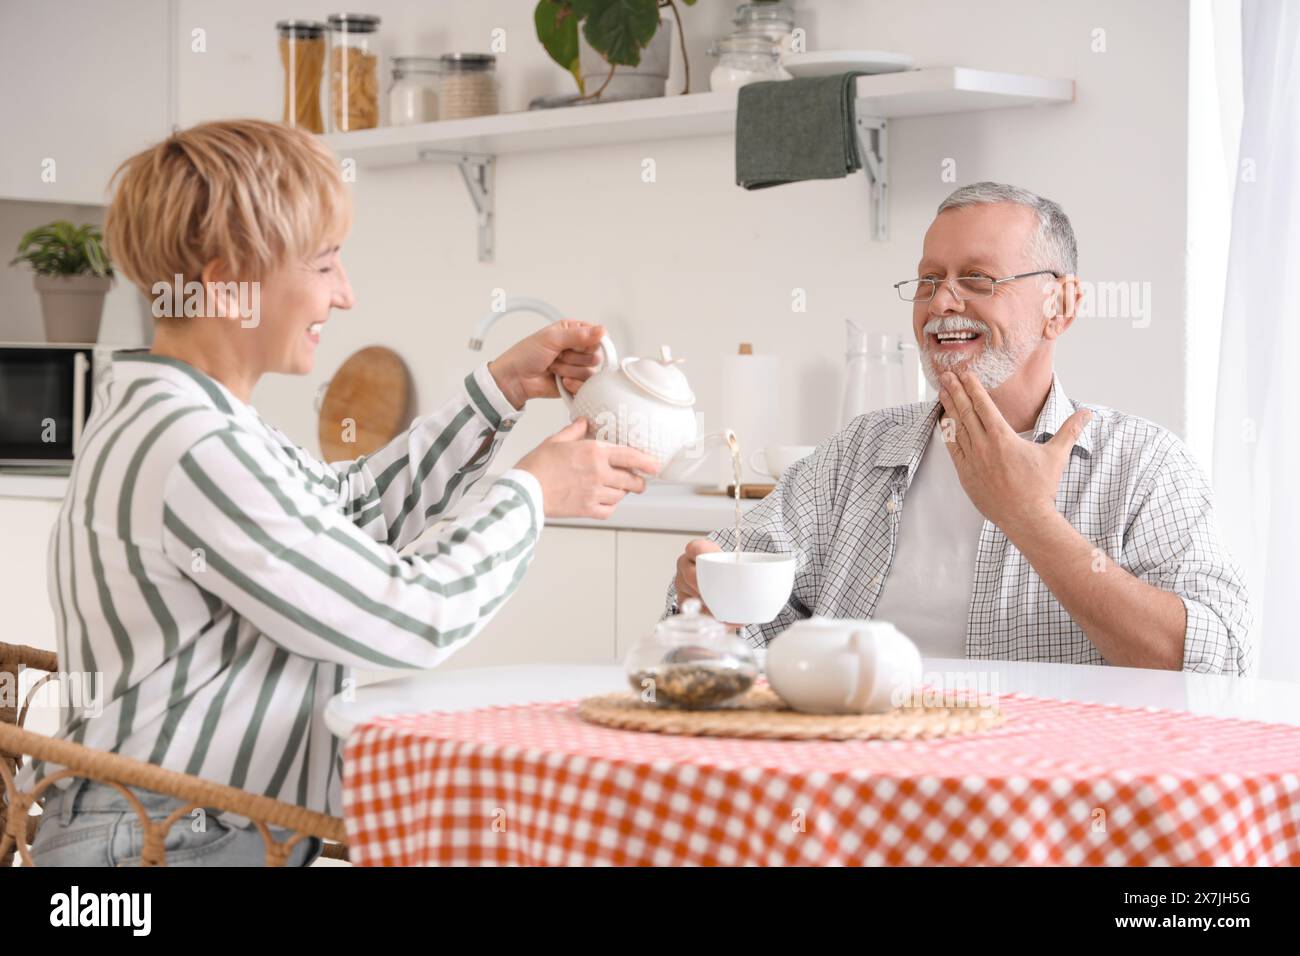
[[0, 343, 103, 469]]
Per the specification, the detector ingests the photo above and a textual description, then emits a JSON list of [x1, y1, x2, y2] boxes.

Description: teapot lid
[[621, 346, 696, 407], [657, 598, 727, 639]]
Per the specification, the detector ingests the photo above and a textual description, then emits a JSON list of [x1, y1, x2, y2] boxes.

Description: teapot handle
[[553, 326, 619, 417], [847, 628, 877, 711]]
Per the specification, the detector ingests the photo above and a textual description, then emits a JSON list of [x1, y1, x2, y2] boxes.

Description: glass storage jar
[[708, 35, 787, 92], [624, 599, 759, 710], [438, 53, 498, 120], [732, 1, 797, 55], [389, 56, 440, 125], [327, 13, 382, 131], [277, 20, 326, 134]]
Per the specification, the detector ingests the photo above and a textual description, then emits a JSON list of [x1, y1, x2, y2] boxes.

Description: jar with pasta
[[277, 20, 326, 133], [438, 54, 498, 120], [327, 13, 382, 132]]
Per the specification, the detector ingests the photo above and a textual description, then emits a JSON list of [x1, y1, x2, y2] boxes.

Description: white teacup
[[696, 551, 797, 625], [765, 617, 922, 714], [750, 445, 816, 480]]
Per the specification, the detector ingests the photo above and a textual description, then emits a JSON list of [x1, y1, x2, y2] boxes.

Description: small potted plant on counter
[[534, 0, 696, 103], [10, 221, 114, 343]]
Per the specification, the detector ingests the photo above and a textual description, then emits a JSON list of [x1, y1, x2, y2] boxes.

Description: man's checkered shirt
[[665, 374, 1253, 675]]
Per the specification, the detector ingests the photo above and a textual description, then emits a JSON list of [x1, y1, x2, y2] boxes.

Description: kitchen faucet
[[467, 297, 565, 351]]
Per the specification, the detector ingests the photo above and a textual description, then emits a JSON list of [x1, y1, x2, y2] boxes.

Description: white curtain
[[1213, 0, 1300, 681]]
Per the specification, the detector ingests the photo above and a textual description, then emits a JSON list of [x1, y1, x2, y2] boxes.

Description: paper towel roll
[[720, 343, 782, 486]]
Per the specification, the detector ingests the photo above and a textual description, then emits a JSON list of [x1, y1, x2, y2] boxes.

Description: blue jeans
[[30, 778, 324, 867]]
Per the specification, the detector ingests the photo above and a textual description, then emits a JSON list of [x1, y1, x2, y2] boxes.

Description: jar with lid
[[624, 599, 759, 710], [389, 56, 440, 126], [708, 35, 788, 92], [277, 20, 326, 134], [732, 1, 797, 56], [327, 13, 382, 132], [438, 53, 498, 120]]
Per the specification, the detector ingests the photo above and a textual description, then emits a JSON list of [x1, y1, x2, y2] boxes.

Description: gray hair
[[936, 182, 1078, 276]]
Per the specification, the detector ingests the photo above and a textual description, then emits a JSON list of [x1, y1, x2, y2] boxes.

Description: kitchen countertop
[[547, 484, 760, 534], [0, 471, 70, 500], [456, 478, 760, 535], [0, 470, 760, 536]]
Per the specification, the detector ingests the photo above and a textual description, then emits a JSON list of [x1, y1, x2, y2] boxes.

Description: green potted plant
[[10, 221, 114, 343], [535, 0, 697, 102]]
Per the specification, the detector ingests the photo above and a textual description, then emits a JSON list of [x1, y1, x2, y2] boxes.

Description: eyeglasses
[[894, 270, 1060, 302]]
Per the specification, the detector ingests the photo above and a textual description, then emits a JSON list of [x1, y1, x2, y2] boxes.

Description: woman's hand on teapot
[[516, 418, 661, 519], [488, 320, 605, 410]]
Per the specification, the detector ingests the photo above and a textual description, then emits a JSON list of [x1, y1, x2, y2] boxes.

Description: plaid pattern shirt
[[666, 373, 1253, 675]]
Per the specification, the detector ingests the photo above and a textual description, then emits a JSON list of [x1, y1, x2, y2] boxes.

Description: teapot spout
[[658, 429, 735, 483]]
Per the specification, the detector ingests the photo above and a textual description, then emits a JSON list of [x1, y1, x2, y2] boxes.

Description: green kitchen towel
[[735, 72, 867, 189]]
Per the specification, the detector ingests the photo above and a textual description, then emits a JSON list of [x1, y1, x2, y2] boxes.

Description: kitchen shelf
[[323, 67, 1073, 255]]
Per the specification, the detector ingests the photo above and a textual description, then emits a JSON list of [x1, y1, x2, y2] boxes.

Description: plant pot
[[579, 16, 673, 101], [34, 274, 111, 343]]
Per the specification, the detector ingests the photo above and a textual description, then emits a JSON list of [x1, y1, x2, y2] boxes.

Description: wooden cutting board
[[317, 346, 412, 462]]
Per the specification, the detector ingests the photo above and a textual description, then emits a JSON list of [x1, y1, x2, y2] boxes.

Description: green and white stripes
[[19, 352, 542, 821]]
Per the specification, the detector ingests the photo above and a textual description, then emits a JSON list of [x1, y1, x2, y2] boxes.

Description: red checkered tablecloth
[[341, 691, 1300, 866]]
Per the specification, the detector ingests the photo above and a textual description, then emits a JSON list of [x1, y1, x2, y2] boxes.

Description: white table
[[324, 656, 1300, 738]]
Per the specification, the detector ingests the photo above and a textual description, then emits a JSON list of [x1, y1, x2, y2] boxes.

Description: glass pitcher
[[840, 321, 923, 428]]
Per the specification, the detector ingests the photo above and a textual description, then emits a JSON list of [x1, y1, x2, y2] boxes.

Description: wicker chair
[[0, 641, 349, 866]]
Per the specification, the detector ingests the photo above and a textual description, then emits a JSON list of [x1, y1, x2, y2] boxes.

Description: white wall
[[12, 0, 1193, 478], [0, 0, 171, 206]]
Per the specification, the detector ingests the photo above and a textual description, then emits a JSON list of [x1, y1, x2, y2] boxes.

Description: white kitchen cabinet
[[0, 0, 172, 204], [615, 530, 697, 662], [0, 497, 61, 737], [420, 526, 617, 672], [356, 526, 694, 684]]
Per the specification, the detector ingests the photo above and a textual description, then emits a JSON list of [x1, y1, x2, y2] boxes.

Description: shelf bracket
[[418, 149, 496, 262], [853, 112, 889, 241]]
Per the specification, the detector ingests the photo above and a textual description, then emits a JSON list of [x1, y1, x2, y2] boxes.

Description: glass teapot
[[624, 598, 759, 709]]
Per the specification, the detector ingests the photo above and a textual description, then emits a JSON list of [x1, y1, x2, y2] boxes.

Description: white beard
[[921, 319, 1040, 393]]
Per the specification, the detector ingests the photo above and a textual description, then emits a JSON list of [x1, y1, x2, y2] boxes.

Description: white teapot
[[765, 617, 923, 714], [555, 331, 729, 481]]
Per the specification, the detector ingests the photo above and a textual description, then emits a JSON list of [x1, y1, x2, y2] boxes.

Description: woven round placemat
[[576, 686, 1008, 741]]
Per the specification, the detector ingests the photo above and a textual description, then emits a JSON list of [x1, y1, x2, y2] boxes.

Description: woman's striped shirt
[[18, 349, 543, 821]]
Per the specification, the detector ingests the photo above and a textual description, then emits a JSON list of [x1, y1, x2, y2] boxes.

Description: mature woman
[[22, 119, 656, 865]]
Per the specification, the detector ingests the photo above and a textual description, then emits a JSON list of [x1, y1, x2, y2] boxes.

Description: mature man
[[667, 182, 1252, 675]]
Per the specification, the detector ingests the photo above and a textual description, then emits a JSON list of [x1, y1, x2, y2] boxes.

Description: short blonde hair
[[106, 119, 350, 289]]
